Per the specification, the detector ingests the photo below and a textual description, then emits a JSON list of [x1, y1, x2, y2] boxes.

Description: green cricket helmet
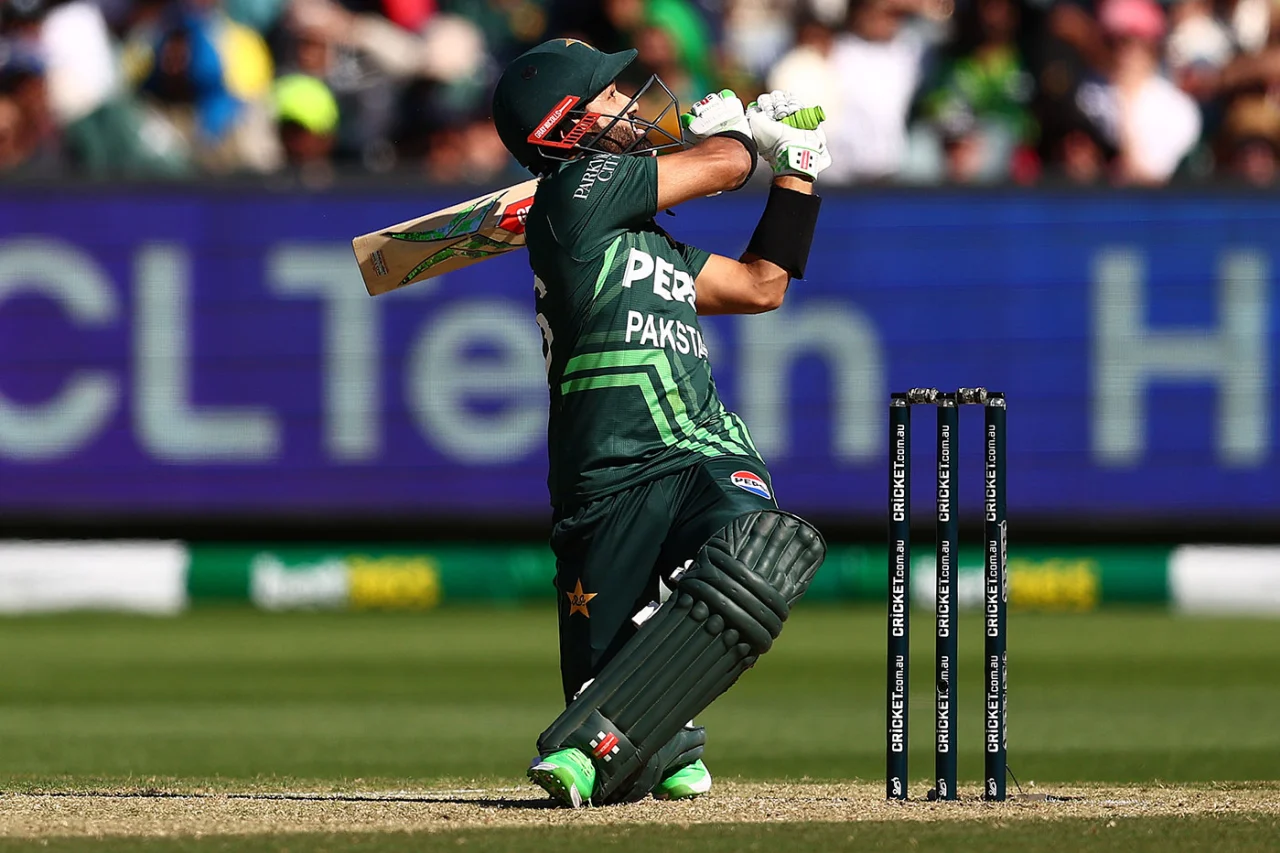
[[491, 38, 686, 175]]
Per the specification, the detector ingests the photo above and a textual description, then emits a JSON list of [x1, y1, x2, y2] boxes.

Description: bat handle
[[780, 106, 826, 131]]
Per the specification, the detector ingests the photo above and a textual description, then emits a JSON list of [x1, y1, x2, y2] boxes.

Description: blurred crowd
[[3, 0, 1280, 186]]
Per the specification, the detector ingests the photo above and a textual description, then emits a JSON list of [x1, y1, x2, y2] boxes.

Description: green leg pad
[[536, 510, 825, 803]]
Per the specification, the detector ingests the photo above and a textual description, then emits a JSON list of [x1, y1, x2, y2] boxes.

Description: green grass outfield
[[1, 606, 1277, 850]]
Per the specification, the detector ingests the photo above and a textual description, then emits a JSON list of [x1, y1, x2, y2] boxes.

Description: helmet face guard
[[526, 74, 686, 166]]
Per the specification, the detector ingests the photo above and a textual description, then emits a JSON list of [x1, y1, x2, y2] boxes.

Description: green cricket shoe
[[528, 747, 596, 808], [653, 759, 712, 801]]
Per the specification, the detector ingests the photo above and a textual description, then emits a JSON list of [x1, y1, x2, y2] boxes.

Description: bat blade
[[352, 178, 539, 295]]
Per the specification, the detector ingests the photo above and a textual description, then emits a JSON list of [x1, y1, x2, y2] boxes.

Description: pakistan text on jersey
[[620, 247, 696, 306], [574, 155, 619, 200], [624, 310, 709, 359]]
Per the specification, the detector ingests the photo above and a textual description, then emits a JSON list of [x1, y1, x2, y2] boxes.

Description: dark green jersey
[[526, 152, 762, 511]]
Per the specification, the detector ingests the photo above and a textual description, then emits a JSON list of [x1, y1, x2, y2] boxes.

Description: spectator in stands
[[821, 0, 943, 183], [281, 0, 488, 172], [553, 0, 715, 105], [274, 71, 337, 184], [1169, 0, 1280, 177], [0, 93, 20, 169], [632, 23, 697, 107], [1027, 0, 1105, 175], [1, 0, 1276, 184], [3, 0, 190, 176], [1042, 103, 1117, 183], [445, 0, 552, 66], [1166, 0, 1238, 107], [1216, 91, 1280, 184], [768, 6, 842, 134], [1163, 0, 1272, 175], [1072, 0, 1201, 184], [1167, 0, 1274, 103], [644, 0, 717, 100], [0, 36, 60, 174], [723, 0, 797, 84], [224, 0, 290, 33], [414, 109, 517, 184], [133, 0, 281, 173], [916, 0, 1039, 183]]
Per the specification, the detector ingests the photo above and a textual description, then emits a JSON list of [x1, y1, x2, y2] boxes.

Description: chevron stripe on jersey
[[562, 349, 751, 460]]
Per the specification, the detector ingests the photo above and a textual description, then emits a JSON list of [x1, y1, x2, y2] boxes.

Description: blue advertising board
[[0, 188, 1277, 525]]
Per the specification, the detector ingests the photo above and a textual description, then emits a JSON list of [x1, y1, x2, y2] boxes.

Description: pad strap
[[745, 184, 821, 279]]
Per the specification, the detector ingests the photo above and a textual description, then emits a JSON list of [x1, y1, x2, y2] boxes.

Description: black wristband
[[745, 184, 821, 279], [711, 130, 758, 190]]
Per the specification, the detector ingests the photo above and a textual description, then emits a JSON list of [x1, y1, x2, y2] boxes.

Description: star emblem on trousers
[[567, 579, 598, 617]]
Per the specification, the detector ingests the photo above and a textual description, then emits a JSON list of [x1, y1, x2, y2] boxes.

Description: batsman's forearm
[[656, 136, 756, 210], [700, 133, 758, 190], [772, 175, 814, 194], [732, 257, 790, 313]]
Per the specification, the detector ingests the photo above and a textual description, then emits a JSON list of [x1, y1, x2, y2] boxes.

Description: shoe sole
[[528, 765, 584, 808]]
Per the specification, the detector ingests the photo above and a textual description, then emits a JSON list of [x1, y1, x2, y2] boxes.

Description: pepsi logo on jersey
[[730, 471, 771, 499]]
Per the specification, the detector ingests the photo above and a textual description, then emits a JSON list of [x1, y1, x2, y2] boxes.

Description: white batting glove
[[754, 90, 806, 123], [681, 89, 753, 142], [747, 92, 832, 181]]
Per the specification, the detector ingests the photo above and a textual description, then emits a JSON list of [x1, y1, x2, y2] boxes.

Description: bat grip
[[780, 106, 826, 131]]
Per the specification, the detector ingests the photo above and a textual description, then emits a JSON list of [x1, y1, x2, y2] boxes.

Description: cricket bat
[[353, 179, 540, 296], [351, 106, 826, 296]]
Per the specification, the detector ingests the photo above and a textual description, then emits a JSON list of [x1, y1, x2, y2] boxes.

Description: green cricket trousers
[[549, 455, 777, 703]]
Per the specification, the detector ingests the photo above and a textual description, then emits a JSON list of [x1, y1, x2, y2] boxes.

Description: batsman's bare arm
[[654, 143, 808, 314], [693, 174, 814, 316], [654, 138, 755, 210], [653, 136, 798, 316]]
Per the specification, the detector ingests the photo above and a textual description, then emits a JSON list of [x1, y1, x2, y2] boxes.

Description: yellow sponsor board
[[1008, 558, 1099, 612], [913, 555, 1102, 612], [347, 556, 442, 610]]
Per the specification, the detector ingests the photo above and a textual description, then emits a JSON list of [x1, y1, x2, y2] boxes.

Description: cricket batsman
[[490, 38, 831, 807]]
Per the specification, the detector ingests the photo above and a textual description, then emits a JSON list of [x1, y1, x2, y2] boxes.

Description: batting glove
[[681, 89, 753, 142], [747, 91, 831, 181]]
